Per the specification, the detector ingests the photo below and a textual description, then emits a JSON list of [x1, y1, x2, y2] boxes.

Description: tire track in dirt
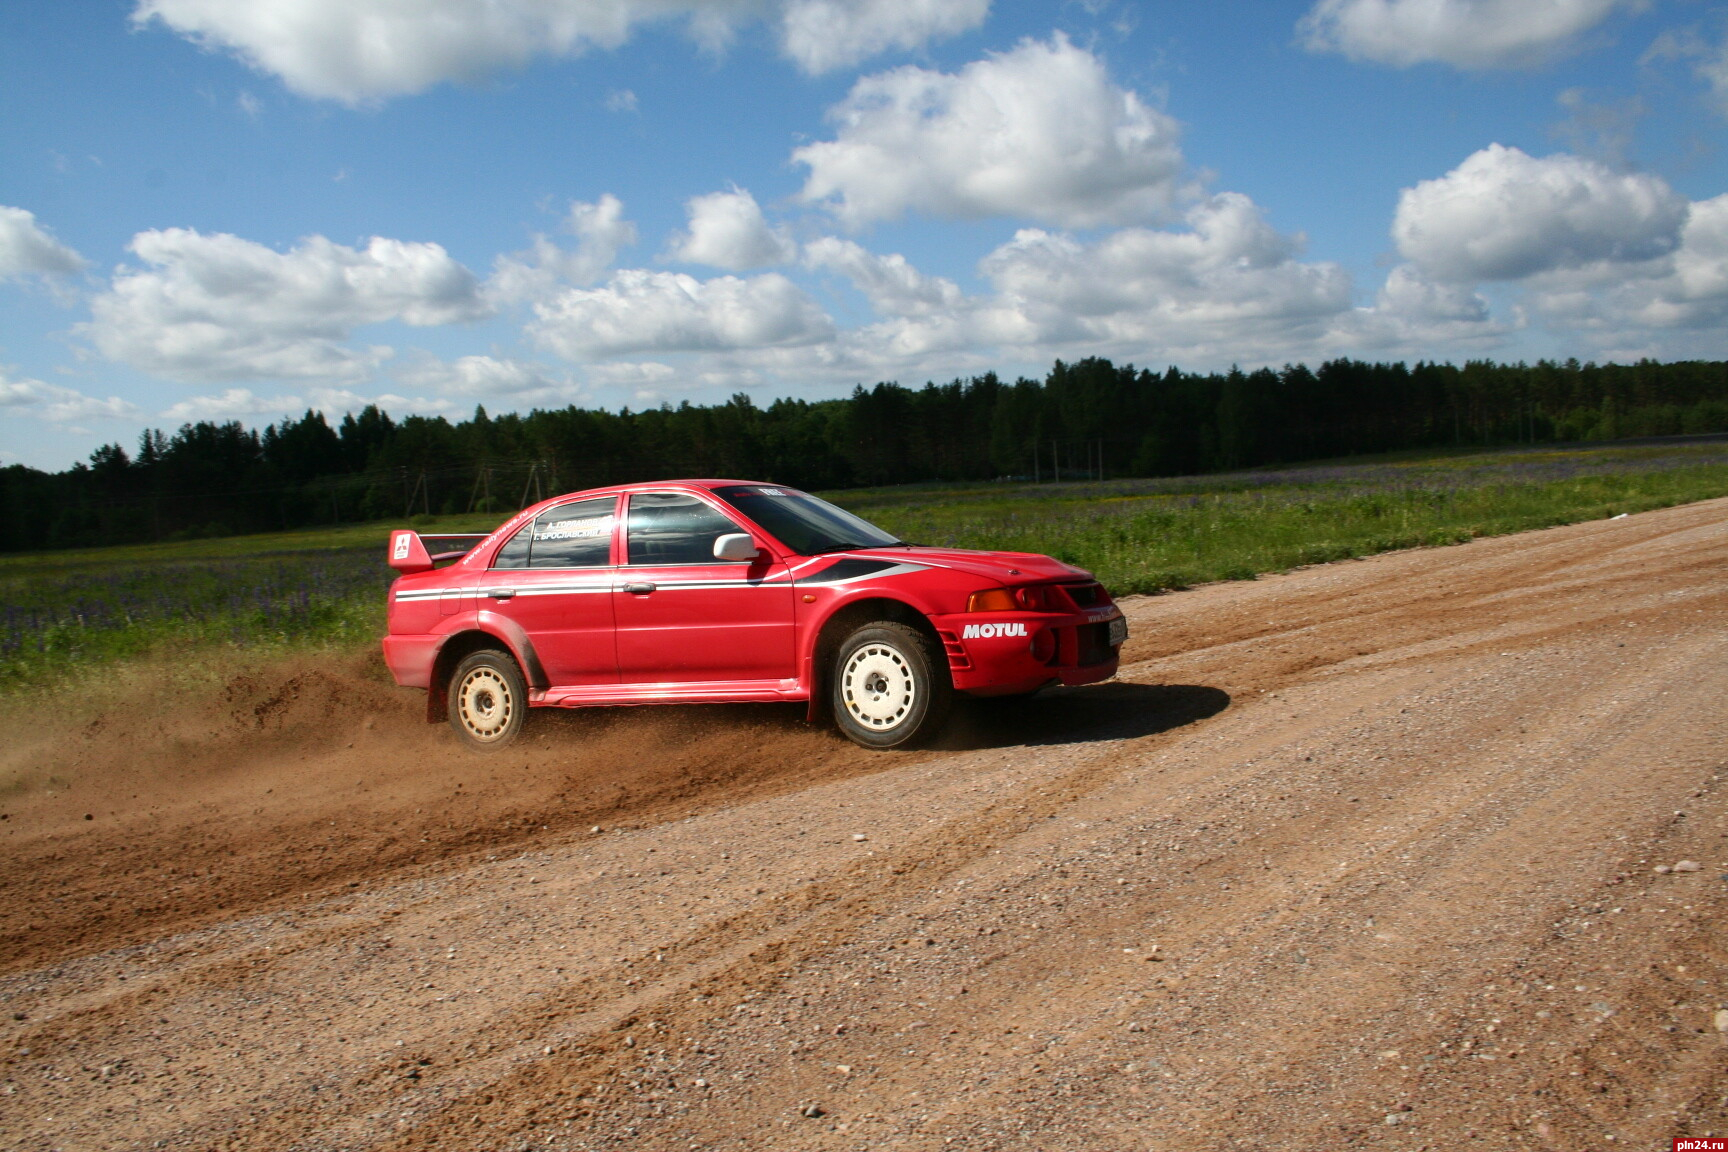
[[0, 676, 924, 972]]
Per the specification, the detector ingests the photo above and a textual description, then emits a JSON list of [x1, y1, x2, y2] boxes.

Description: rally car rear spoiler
[[388, 530, 491, 573]]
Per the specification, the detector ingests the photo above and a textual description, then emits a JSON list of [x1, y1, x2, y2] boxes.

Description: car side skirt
[[538, 678, 807, 707]]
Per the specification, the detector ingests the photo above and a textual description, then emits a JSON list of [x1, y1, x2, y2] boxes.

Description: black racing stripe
[[794, 558, 902, 585]]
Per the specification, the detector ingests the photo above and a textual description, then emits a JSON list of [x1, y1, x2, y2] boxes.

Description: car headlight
[[1014, 584, 1057, 611], [967, 585, 1057, 612], [966, 588, 1016, 613]]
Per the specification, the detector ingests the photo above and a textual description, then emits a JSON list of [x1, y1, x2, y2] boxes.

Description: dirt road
[[4, 498, 1727, 1151]]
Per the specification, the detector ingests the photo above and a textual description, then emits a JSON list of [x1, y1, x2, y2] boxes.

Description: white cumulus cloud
[[1298, 0, 1633, 69], [1393, 144, 1688, 282], [1626, 193, 1728, 328], [394, 353, 587, 404], [779, 0, 991, 76], [668, 188, 796, 270], [133, 0, 990, 103], [978, 193, 1354, 354], [0, 206, 86, 279], [0, 369, 139, 424], [755, 194, 1361, 376], [159, 384, 459, 423], [1373, 263, 1493, 324], [489, 194, 637, 303], [159, 387, 314, 422], [1528, 193, 1728, 335], [803, 236, 965, 317], [1384, 147, 1728, 355], [531, 269, 834, 359], [794, 34, 1187, 228], [85, 228, 492, 384], [1343, 263, 1508, 351]]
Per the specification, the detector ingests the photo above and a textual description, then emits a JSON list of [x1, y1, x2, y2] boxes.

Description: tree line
[[4, 355, 1727, 552]]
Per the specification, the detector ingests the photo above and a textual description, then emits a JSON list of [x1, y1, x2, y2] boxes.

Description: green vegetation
[[847, 442, 1728, 594], [6, 354, 1728, 553], [3, 440, 1726, 694], [0, 512, 501, 577], [0, 512, 504, 692]]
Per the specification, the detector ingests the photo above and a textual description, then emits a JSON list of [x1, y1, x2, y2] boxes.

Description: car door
[[479, 495, 620, 686], [612, 490, 796, 685]]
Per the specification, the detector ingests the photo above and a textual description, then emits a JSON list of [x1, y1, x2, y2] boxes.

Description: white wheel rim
[[457, 667, 514, 741], [841, 643, 916, 731]]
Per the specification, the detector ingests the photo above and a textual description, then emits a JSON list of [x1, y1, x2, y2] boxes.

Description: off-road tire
[[831, 621, 952, 749], [449, 649, 528, 751]]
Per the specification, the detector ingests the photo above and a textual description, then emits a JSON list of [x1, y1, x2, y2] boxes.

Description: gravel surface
[[3, 496, 1726, 1151]]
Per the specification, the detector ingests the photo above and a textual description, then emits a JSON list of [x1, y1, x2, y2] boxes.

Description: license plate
[[1108, 616, 1128, 646]]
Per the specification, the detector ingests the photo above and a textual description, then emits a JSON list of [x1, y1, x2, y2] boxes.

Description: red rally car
[[383, 480, 1126, 751]]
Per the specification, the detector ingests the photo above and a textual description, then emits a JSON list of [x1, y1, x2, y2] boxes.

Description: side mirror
[[713, 532, 762, 562]]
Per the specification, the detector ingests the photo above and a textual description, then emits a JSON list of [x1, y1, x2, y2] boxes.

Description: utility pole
[[518, 462, 543, 510]]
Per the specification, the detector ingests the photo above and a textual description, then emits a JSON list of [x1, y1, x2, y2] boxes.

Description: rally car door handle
[[486, 588, 516, 600], [622, 581, 657, 594]]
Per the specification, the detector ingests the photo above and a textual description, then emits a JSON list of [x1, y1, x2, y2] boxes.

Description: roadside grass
[[0, 513, 503, 693], [0, 550, 387, 692], [0, 512, 503, 577], [3, 440, 1727, 694], [859, 466, 1728, 595]]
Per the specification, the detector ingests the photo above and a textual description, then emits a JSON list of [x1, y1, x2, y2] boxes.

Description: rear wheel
[[831, 622, 952, 749], [449, 649, 528, 751]]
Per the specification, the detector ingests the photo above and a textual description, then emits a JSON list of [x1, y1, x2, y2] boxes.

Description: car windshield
[[713, 485, 902, 555]]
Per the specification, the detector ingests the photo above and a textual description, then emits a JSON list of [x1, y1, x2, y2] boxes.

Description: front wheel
[[448, 649, 528, 751], [831, 622, 952, 749]]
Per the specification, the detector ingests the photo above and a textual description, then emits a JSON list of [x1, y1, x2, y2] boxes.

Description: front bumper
[[930, 608, 1124, 696]]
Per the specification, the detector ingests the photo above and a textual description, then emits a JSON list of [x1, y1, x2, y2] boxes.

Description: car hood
[[842, 545, 1092, 584]]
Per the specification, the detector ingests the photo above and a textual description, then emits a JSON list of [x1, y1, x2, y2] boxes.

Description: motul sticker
[[392, 533, 412, 559], [962, 622, 1028, 639]]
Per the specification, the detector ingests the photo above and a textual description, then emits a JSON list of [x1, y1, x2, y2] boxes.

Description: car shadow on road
[[935, 681, 1230, 751]]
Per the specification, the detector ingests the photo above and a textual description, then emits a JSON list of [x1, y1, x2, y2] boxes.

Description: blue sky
[[2, 0, 1726, 470]]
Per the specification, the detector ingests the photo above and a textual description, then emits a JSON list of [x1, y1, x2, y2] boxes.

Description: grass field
[[4, 440, 1726, 693], [846, 440, 1728, 594]]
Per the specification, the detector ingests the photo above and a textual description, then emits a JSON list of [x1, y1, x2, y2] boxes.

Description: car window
[[491, 521, 532, 568], [627, 492, 748, 565], [712, 485, 900, 554], [492, 497, 616, 569]]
